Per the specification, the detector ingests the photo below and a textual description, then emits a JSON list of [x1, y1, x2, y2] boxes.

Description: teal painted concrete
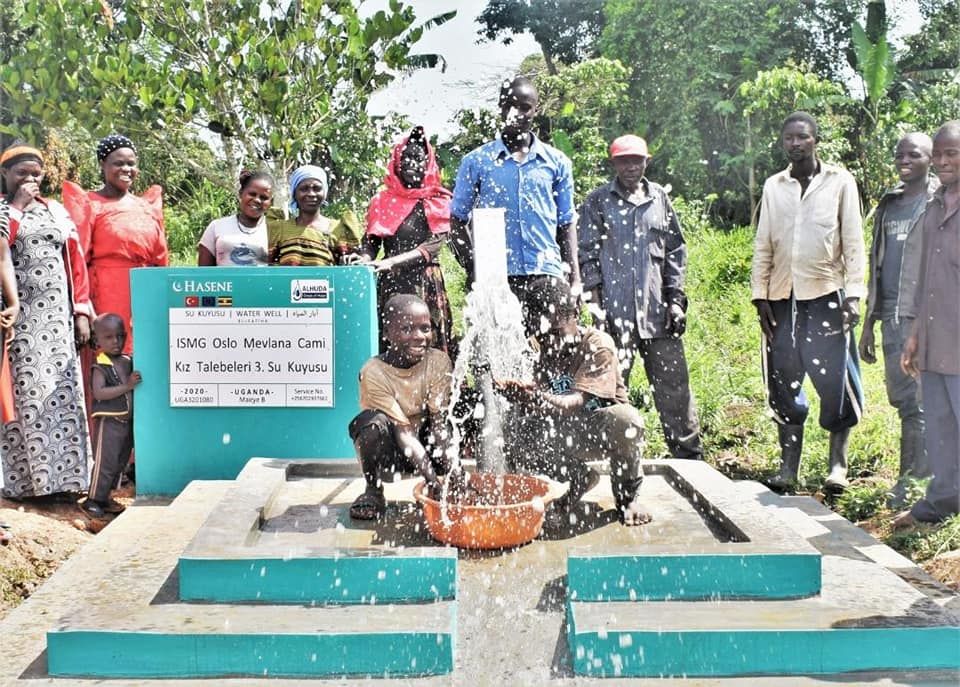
[[567, 553, 821, 601], [130, 267, 378, 495], [567, 621, 960, 677], [178, 555, 457, 603], [47, 627, 455, 678]]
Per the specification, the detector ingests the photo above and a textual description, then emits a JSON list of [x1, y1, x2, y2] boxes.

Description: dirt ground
[[0, 484, 134, 620]]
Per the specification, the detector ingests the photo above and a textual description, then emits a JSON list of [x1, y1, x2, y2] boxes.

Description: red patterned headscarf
[[366, 130, 451, 237]]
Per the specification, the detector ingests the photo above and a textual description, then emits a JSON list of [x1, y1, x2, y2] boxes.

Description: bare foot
[[620, 496, 652, 526], [891, 510, 918, 531]]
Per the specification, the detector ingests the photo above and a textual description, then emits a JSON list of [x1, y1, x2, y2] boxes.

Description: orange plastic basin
[[414, 473, 562, 549]]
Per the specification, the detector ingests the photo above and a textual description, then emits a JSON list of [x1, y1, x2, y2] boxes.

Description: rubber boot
[[824, 427, 851, 494], [766, 423, 804, 492], [888, 417, 926, 508]]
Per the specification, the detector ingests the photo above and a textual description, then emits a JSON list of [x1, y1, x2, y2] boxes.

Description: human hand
[[340, 253, 370, 265], [858, 321, 876, 364], [11, 182, 40, 210], [4, 326, 13, 345], [493, 378, 537, 405], [841, 297, 860, 333], [0, 303, 18, 329], [371, 258, 395, 273], [127, 371, 143, 389], [900, 334, 919, 378], [665, 303, 686, 337], [753, 299, 777, 340], [425, 476, 444, 501], [74, 316, 90, 346]]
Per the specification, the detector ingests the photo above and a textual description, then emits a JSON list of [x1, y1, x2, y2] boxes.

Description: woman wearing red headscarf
[[352, 127, 454, 354], [62, 134, 168, 355]]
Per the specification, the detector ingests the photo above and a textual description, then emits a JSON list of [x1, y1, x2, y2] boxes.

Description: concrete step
[[178, 458, 457, 604], [36, 479, 455, 679], [736, 480, 960, 612], [567, 460, 821, 601], [567, 554, 960, 677]]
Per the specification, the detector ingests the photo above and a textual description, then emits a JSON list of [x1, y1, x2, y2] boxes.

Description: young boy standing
[[348, 294, 453, 520], [497, 276, 650, 527], [82, 314, 140, 518]]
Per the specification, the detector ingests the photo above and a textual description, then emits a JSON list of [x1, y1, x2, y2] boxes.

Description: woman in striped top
[[268, 165, 360, 266]]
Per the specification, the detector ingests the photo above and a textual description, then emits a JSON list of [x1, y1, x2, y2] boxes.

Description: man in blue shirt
[[450, 76, 580, 331]]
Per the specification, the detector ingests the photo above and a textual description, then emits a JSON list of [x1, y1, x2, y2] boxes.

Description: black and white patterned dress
[[0, 199, 92, 497]]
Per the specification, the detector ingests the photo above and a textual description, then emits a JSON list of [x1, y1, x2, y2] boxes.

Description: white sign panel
[[169, 307, 334, 407]]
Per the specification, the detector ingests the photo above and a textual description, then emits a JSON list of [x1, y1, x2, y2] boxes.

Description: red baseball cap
[[609, 135, 649, 158]]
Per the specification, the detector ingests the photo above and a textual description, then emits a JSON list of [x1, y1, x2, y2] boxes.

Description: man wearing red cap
[[578, 134, 704, 460]]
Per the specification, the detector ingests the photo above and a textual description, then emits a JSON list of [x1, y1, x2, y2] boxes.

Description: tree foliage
[[476, 0, 605, 74], [600, 0, 818, 221], [534, 58, 629, 200], [0, 0, 454, 211]]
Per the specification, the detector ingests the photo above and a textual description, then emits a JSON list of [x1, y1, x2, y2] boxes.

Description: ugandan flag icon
[[217, 296, 233, 307], [184, 295, 199, 307]]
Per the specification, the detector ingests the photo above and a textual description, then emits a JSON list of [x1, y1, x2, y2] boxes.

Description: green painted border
[[568, 553, 821, 600], [178, 556, 457, 603], [567, 611, 960, 677], [130, 267, 378, 496], [47, 626, 455, 678]]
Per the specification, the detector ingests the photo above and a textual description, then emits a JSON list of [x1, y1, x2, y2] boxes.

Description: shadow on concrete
[[535, 574, 567, 612], [17, 649, 47, 679], [549, 609, 575, 678], [538, 501, 618, 541], [831, 597, 959, 629]]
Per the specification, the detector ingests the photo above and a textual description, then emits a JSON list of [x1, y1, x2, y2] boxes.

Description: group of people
[[0, 135, 162, 517], [349, 79, 959, 532], [751, 115, 959, 529], [1, 74, 956, 534]]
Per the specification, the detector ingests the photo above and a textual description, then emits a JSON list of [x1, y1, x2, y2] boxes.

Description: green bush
[[164, 179, 236, 265]]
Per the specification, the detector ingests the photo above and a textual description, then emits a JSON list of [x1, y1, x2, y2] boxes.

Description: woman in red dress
[[63, 135, 168, 354]]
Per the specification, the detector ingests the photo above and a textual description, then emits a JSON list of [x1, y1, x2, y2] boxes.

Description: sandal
[[349, 487, 386, 521]]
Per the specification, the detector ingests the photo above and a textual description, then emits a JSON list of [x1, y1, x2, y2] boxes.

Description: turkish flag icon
[[184, 296, 200, 307]]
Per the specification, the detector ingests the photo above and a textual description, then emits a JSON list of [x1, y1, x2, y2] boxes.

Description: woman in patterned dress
[[267, 165, 361, 266], [0, 144, 94, 498], [62, 134, 168, 355], [352, 127, 454, 355]]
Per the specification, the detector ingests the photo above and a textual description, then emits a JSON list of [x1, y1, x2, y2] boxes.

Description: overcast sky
[[367, 1, 539, 141]]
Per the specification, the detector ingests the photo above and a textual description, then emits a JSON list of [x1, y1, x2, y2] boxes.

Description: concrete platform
[[2, 460, 959, 685], [567, 480, 960, 678], [567, 461, 821, 601], [179, 459, 457, 604], [568, 555, 960, 677], [38, 481, 455, 679]]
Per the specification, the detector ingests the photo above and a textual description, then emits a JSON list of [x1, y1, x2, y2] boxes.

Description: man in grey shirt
[[578, 135, 703, 460], [861, 132, 935, 507]]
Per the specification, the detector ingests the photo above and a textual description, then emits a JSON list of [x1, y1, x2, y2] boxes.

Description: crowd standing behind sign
[[0, 108, 957, 532]]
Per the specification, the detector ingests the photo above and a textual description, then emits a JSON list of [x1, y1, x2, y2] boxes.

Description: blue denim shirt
[[450, 135, 575, 277], [578, 178, 688, 340]]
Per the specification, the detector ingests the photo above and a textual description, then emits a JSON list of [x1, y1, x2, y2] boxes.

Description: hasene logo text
[[172, 280, 234, 293]]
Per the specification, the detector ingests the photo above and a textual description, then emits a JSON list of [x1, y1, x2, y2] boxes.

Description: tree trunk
[[542, 47, 558, 76], [746, 113, 758, 226]]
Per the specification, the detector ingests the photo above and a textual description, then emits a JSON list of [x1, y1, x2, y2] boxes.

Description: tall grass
[[673, 197, 900, 488]]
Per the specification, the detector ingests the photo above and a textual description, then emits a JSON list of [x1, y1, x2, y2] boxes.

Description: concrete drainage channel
[[1, 458, 958, 685]]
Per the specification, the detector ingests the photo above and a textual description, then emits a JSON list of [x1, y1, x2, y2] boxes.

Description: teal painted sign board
[[130, 267, 377, 495]]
